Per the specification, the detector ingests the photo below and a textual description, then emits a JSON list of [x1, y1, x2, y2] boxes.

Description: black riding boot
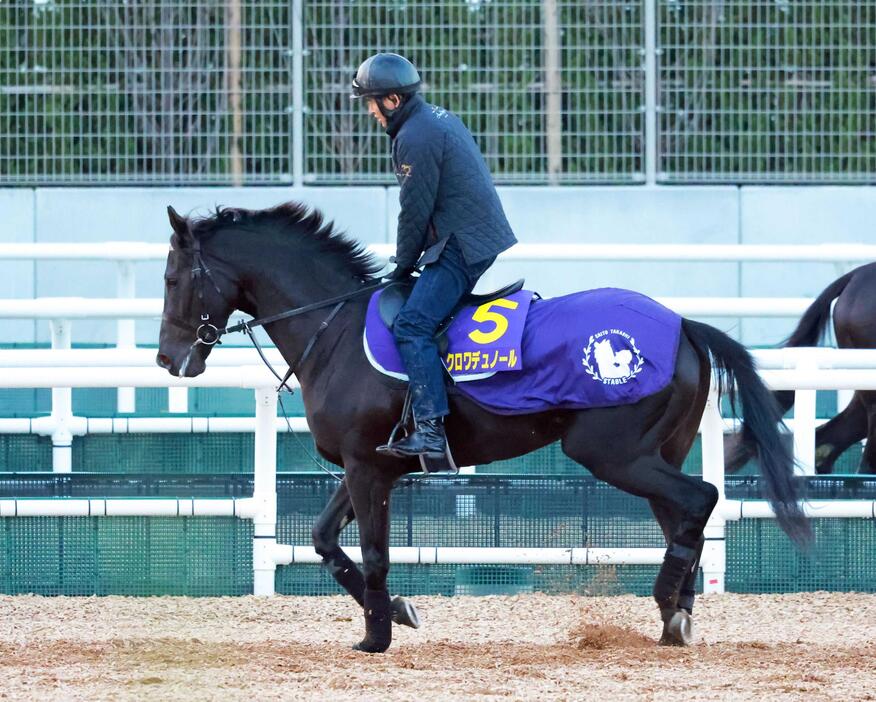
[[379, 418, 446, 459]]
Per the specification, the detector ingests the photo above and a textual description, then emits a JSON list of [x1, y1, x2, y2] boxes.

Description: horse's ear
[[167, 206, 192, 244]]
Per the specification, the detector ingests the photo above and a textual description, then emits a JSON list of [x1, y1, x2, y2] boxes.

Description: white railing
[[3, 240, 872, 413], [2, 243, 874, 595], [1, 349, 875, 596], [0, 295, 824, 320], [1, 346, 875, 475], [0, 295, 828, 420]]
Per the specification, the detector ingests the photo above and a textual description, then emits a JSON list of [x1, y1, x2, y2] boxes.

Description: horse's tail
[[784, 269, 856, 347], [683, 319, 812, 548], [766, 268, 857, 417]]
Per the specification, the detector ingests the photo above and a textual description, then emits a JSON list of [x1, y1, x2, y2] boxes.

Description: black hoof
[[659, 610, 694, 646], [356, 588, 392, 653], [391, 596, 421, 629], [352, 638, 391, 653]]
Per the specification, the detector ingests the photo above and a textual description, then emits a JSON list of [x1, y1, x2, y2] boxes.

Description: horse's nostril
[[156, 353, 173, 370]]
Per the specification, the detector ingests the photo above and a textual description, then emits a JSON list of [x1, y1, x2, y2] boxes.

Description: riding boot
[[378, 418, 446, 460]]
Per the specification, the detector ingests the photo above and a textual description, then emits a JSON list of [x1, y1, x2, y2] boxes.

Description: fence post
[[699, 386, 726, 594], [116, 261, 136, 413], [643, 0, 658, 185], [542, 0, 562, 184], [793, 354, 818, 475], [252, 387, 280, 595], [49, 319, 73, 473], [291, 0, 304, 187]]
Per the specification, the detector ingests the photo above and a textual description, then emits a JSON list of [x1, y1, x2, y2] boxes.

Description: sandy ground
[[1, 592, 875, 701]]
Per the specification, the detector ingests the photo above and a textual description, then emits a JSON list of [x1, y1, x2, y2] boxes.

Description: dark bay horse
[[156, 202, 810, 653], [726, 262, 876, 474]]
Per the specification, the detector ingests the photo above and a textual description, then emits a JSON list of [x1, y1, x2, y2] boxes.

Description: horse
[[726, 262, 876, 475], [156, 202, 810, 653]]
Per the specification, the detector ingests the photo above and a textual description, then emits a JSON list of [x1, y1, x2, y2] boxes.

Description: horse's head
[[156, 206, 243, 377]]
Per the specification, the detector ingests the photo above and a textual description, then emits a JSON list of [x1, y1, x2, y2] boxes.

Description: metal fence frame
[[1, 0, 873, 185]]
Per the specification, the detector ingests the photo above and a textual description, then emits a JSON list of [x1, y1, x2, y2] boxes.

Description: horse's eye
[[165, 277, 178, 289]]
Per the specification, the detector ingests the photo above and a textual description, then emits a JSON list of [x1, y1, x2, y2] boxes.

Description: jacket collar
[[385, 94, 425, 138]]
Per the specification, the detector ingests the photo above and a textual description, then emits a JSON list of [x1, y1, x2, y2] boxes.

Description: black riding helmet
[[351, 53, 421, 100]]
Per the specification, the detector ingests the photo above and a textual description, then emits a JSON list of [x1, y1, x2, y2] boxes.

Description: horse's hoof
[[391, 596, 421, 629], [352, 638, 390, 654], [659, 610, 694, 646]]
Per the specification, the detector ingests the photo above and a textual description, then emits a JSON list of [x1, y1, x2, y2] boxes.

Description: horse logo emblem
[[582, 329, 644, 385]]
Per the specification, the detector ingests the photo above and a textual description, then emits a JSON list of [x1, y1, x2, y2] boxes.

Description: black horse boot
[[353, 588, 393, 653], [378, 418, 446, 460]]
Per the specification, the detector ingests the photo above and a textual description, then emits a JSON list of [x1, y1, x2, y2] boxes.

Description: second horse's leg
[[814, 392, 868, 474]]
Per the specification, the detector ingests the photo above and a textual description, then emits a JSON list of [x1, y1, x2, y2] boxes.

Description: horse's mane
[[191, 201, 382, 281]]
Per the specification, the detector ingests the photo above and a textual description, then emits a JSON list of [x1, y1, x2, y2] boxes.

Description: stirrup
[[419, 443, 459, 475], [376, 387, 414, 456], [377, 389, 459, 474]]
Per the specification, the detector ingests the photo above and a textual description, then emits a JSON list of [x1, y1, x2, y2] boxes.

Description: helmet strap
[[375, 94, 405, 121]]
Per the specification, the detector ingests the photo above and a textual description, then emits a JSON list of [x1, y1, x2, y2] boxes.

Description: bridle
[[162, 238, 390, 388]]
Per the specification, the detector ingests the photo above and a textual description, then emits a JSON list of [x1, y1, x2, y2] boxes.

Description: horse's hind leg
[[312, 479, 420, 629], [648, 500, 703, 619], [564, 429, 717, 644], [656, 379, 709, 620], [813, 391, 868, 473], [859, 391, 876, 474]]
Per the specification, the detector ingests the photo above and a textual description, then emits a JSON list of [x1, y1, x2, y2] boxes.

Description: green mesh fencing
[[1, 474, 873, 597], [727, 518, 876, 593], [0, 516, 252, 596]]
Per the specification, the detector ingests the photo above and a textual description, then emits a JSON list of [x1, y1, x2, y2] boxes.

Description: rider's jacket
[[386, 94, 517, 272]]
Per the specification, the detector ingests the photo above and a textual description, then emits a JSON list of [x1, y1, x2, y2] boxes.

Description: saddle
[[378, 278, 525, 349]]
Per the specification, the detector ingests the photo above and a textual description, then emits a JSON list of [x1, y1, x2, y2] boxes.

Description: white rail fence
[[1, 346, 874, 475], [2, 244, 874, 595], [1, 350, 875, 595], [3, 240, 874, 415]]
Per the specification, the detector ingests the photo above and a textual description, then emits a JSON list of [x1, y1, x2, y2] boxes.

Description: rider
[[352, 52, 517, 461]]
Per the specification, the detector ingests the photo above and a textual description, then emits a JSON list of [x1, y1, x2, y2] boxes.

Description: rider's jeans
[[393, 236, 494, 422]]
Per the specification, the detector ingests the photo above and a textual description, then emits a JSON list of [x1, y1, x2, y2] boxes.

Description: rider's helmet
[[351, 53, 421, 100]]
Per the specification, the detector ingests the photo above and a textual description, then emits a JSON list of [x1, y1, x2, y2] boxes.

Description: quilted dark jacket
[[386, 94, 517, 271]]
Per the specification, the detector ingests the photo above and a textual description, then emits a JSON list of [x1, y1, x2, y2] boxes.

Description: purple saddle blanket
[[363, 287, 682, 415]]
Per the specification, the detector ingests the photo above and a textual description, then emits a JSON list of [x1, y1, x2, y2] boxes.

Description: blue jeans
[[393, 237, 494, 422]]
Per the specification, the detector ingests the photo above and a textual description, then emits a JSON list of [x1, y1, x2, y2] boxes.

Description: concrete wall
[[0, 190, 36, 345], [1, 185, 873, 346]]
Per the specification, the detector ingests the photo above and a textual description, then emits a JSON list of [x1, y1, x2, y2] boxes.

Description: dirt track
[[1, 592, 875, 701]]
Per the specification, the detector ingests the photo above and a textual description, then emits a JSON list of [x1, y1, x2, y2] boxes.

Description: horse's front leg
[[313, 478, 421, 629], [346, 463, 395, 653]]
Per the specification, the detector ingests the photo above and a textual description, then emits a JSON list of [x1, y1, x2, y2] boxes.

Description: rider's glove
[[384, 265, 414, 281]]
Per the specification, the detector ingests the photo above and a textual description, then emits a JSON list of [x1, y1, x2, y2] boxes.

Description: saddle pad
[[365, 286, 682, 415], [455, 288, 682, 414], [364, 288, 533, 382]]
